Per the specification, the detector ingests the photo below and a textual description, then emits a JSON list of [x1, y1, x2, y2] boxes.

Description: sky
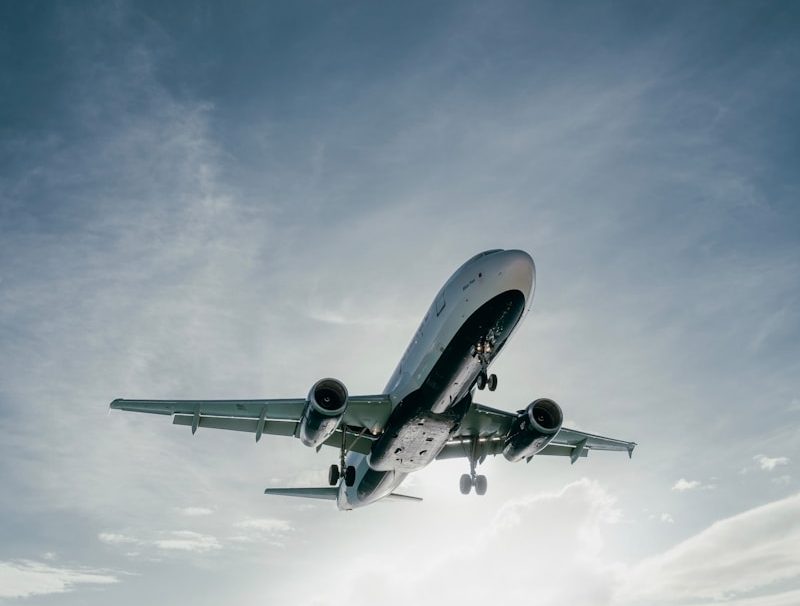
[[1, 1, 799, 604]]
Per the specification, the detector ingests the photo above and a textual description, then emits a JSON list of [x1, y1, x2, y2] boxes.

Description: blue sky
[[1, 1, 799, 604]]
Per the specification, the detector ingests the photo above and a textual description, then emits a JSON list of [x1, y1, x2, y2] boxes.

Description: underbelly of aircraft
[[368, 406, 459, 472], [367, 289, 526, 473]]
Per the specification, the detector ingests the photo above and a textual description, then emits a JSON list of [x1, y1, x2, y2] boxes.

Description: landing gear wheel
[[476, 372, 487, 390], [459, 474, 473, 495], [344, 465, 356, 487], [487, 374, 498, 391], [328, 464, 340, 486], [474, 474, 488, 495]]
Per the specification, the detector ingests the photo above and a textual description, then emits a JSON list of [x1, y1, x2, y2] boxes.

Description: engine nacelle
[[297, 378, 348, 448], [502, 398, 563, 462]]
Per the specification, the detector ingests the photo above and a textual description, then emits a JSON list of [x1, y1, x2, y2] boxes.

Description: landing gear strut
[[459, 437, 488, 496], [472, 337, 498, 392], [328, 425, 357, 487]]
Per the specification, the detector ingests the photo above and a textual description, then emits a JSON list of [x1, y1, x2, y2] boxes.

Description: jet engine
[[502, 398, 563, 462], [297, 378, 348, 448]]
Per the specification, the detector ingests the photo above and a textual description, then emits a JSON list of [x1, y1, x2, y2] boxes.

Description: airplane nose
[[500, 249, 536, 302]]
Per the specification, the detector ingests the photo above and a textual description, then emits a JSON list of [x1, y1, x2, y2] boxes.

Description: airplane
[[111, 249, 635, 510]]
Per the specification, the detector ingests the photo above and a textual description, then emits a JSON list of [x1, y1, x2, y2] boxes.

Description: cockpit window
[[467, 249, 502, 263]]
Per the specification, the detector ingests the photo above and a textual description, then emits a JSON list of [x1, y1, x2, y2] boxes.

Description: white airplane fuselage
[[338, 249, 535, 510]]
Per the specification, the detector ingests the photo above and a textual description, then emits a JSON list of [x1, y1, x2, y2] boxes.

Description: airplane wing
[[437, 402, 636, 463], [110, 395, 392, 455]]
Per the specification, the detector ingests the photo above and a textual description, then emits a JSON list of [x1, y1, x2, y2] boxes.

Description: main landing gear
[[329, 463, 356, 487], [459, 438, 488, 496], [328, 425, 357, 487], [460, 472, 488, 496], [472, 338, 498, 392]]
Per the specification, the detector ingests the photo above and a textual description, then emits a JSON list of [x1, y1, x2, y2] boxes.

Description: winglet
[[627, 443, 637, 459]]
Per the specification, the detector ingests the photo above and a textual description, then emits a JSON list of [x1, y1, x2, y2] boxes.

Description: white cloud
[[100, 530, 221, 554], [318, 479, 625, 606], [98, 532, 140, 546], [175, 506, 214, 516], [1, 5, 799, 606], [684, 589, 800, 606], [754, 454, 790, 471], [772, 475, 792, 485], [660, 513, 675, 524], [672, 478, 701, 491], [309, 484, 800, 606], [618, 492, 800, 603], [233, 518, 292, 533], [0, 560, 117, 599], [153, 531, 221, 553], [230, 518, 293, 545]]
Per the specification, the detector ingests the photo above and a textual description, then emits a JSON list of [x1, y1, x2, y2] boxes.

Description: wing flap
[[442, 402, 635, 462], [551, 427, 636, 457], [111, 398, 307, 420], [436, 438, 588, 461], [173, 415, 298, 436], [112, 395, 391, 424], [111, 394, 393, 448], [321, 428, 375, 455]]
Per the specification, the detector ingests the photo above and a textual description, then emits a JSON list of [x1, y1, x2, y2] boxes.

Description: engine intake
[[298, 378, 348, 447], [502, 398, 563, 462]]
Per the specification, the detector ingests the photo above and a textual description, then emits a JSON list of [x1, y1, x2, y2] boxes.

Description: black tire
[[344, 465, 356, 487], [328, 464, 340, 486], [487, 374, 498, 391], [475, 475, 488, 496], [476, 373, 487, 390], [459, 474, 473, 495]]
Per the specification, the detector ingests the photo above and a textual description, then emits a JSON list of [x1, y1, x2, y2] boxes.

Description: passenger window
[[435, 293, 446, 316]]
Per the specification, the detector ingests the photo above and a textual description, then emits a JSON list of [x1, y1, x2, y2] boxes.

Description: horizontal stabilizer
[[383, 492, 423, 503], [264, 487, 338, 500]]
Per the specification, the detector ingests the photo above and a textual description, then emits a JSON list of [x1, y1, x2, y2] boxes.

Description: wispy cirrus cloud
[[0, 559, 118, 599], [1, 2, 799, 605], [175, 506, 214, 517], [99, 530, 221, 554], [153, 531, 221, 553], [229, 517, 294, 546], [233, 518, 293, 533]]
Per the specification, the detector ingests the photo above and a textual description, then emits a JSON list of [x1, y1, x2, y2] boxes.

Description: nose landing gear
[[476, 372, 498, 391], [472, 338, 498, 391]]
